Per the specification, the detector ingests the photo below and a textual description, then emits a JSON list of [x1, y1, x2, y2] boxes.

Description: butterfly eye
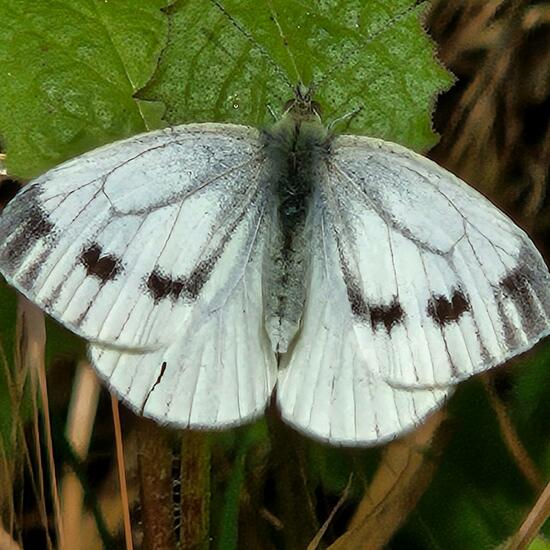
[[283, 95, 322, 118]]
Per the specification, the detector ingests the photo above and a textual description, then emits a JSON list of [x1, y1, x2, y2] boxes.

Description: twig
[[328, 411, 447, 550], [307, 475, 353, 550]]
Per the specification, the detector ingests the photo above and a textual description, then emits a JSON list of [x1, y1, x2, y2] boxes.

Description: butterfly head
[[267, 84, 329, 149], [283, 84, 322, 123]]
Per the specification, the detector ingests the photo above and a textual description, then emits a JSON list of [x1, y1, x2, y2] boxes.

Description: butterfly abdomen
[[263, 118, 331, 353]]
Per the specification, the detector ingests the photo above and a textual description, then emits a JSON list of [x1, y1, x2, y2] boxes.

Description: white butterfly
[[0, 87, 548, 446]]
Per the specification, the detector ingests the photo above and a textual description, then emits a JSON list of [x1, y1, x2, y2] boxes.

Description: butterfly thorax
[[264, 111, 331, 353]]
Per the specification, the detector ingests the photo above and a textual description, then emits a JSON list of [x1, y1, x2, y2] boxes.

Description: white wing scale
[[277, 136, 549, 444], [277, 201, 451, 445]]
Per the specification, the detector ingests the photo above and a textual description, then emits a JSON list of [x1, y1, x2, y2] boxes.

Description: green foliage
[[141, 0, 452, 149], [391, 343, 550, 548], [399, 381, 533, 548], [529, 538, 550, 550], [0, 0, 452, 181], [0, 0, 171, 178], [215, 422, 268, 550]]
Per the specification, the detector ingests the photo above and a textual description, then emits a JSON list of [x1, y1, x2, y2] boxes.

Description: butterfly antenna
[[266, 0, 304, 87], [267, 104, 278, 121], [327, 106, 363, 133], [311, 1, 430, 94], [211, 0, 294, 91], [111, 396, 134, 550]]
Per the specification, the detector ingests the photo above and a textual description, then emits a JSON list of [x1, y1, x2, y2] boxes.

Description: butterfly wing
[[0, 123, 278, 426], [329, 136, 550, 388], [278, 135, 549, 445], [277, 197, 452, 445], [89, 212, 276, 427], [0, 124, 267, 349]]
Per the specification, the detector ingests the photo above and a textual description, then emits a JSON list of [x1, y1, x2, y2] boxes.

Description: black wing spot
[[338, 250, 370, 319], [146, 260, 215, 303], [147, 271, 182, 302], [370, 298, 405, 333], [184, 259, 213, 300], [339, 252, 405, 332], [501, 268, 530, 302], [499, 267, 545, 338], [2, 199, 54, 268], [80, 243, 122, 282], [427, 289, 470, 326], [346, 281, 369, 318], [27, 205, 54, 240]]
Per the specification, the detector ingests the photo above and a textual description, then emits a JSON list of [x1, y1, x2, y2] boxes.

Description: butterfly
[[0, 86, 548, 446]]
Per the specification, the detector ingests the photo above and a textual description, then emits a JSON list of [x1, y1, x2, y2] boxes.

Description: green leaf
[[140, 0, 452, 150], [0, 0, 172, 179], [529, 537, 550, 550], [509, 341, 550, 485], [0, 280, 17, 368], [216, 421, 269, 550], [0, 1, 451, 178], [306, 439, 380, 498]]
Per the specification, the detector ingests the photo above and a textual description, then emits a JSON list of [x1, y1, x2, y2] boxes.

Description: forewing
[[277, 198, 451, 446], [0, 123, 268, 350], [89, 216, 276, 427], [326, 135, 550, 389]]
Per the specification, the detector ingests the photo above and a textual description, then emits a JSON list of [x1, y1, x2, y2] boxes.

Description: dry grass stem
[[61, 361, 101, 549], [76, 433, 140, 550], [111, 396, 133, 550], [483, 376, 543, 492], [307, 475, 353, 550], [328, 411, 446, 550], [18, 297, 62, 549], [0, 524, 22, 550], [508, 479, 550, 550]]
